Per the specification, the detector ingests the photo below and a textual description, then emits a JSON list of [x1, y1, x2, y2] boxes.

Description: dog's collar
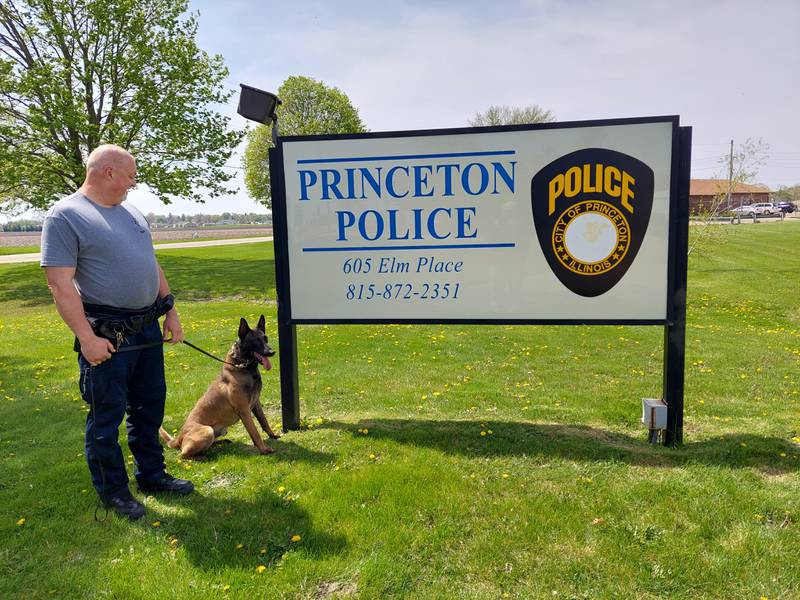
[[230, 343, 258, 370]]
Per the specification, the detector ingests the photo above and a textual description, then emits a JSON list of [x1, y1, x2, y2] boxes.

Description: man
[[41, 144, 194, 520]]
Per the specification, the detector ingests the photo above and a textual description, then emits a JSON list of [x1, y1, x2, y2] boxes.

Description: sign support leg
[[663, 126, 692, 446], [278, 318, 300, 431]]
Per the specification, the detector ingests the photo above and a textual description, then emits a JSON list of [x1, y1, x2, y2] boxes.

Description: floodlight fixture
[[238, 84, 282, 144]]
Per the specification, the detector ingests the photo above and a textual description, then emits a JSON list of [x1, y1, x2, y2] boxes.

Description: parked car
[[730, 204, 754, 215], [752, 202, 781, 216], [730, 203, 780, 217], [776, 201, 796, 213]]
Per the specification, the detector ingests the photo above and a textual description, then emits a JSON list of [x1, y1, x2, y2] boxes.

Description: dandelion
[[480, 431, 487, 437], [236, 543, 244, 549], [502, 473, 509, 479], [260, 548, 267, 555], [291, 534, 301, 542], [362, 428, 368, 435], [277, 486, 286, 493], [369, 453, 376, 459], [222, 584, 230, 592], [151, 521, 161, 527], [256, 565, 266, 573], [16, 517, 25, 526]]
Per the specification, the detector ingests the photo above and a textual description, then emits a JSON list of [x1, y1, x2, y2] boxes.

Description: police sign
[[268, 115, 692, 444], [274, 117, 677, 322]]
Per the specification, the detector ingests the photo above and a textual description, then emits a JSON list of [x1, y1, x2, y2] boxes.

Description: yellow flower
[[256, 565, 266, 573], [236, 543, 244, 549], [502, 473, 509, 479], [362, 428, 369, 435], [369, 453, 376, 459], [480, 431, 487, 437], [222, 584, 230, 592], [291, 534, 301, 542], [152, 521, 161, 527], [277, 485, 286, 493], [260, 548, 267, 555], [16, 517, 25, 526]]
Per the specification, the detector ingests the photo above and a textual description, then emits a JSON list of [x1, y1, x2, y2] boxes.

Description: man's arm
[[157, 262, 184, 343], [44, 267, 115, 365]]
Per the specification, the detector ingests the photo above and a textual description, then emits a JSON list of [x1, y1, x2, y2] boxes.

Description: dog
[[159, 315, 280, 458]]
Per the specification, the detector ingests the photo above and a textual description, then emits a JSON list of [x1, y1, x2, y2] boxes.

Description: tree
[[469, 104, 555, 127], [242, 75, 366, 207], [774, 184, 800, 205], [688, 138, 769, 256], [0, 0, 243, 213]]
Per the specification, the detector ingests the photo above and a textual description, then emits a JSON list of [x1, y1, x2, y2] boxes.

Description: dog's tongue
[[259, 354, 272, 371]]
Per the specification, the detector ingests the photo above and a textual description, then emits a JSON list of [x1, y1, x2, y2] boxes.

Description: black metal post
[[268, 145, 300, 431], [663, 126, 692, 446]]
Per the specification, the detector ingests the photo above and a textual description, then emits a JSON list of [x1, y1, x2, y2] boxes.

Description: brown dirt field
[[0, 227, 272, 248]]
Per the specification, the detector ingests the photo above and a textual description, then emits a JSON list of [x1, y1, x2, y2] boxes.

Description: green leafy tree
[[0, 0, 243, 213], [689, 138, 769, 256], [469, 104, 555, 127], [774, 184, 800, 205], [243, 75, 366, 207]]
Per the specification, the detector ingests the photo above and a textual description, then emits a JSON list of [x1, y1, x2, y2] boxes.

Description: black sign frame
[[268, 116, 691, 445]]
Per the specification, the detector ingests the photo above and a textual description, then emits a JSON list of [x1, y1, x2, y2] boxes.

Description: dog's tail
[[159, 427, 180, 449]]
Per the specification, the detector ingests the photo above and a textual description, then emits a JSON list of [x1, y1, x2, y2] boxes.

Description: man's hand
[[163, 309, 184, 344], [80, 335, 116, 366]]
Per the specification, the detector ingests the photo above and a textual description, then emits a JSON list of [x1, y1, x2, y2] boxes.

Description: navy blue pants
[[78, 321, 167, 499]]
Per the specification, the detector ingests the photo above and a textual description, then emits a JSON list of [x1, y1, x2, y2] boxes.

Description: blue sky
[[122, 0, 800, 215]]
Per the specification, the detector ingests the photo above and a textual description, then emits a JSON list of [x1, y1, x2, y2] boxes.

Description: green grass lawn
[[0, 245, 39, 255], [1, 224, 798, 599]]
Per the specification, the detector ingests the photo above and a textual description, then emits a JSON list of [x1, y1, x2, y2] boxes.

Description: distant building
[[689, 179, 771, 214]]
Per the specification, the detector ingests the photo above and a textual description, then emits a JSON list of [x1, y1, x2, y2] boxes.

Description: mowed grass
[[0, 224, 798, 599]]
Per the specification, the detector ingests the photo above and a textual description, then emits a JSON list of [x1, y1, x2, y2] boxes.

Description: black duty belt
[[75, 294, 174, 352]]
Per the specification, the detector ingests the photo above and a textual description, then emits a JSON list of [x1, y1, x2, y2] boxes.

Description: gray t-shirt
[[40, 191, 160, 309]]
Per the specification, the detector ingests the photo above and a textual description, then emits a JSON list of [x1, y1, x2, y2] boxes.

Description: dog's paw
[[268, 432, 281, 440], [259, 446, 276, 455]]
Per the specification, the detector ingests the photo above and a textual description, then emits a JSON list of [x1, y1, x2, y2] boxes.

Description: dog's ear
[[257, 314, 266, 332], [238, 317, 250, 339]]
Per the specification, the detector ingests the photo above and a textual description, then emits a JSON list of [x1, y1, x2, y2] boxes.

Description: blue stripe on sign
[[296, 150, 516, 165], [302, 243, 516, 252]]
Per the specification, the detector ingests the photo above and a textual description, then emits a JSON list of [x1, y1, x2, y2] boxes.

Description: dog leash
[[113, 339, 239, 366]]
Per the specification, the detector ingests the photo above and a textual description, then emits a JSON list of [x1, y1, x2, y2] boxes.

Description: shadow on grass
[[0, 255, 277, 307], [324, 418, 800, 474], [136, 486, 346, 572], [156, 255, 277, 301], [0, 262, 50, 306], [188, 438, 334, 465]]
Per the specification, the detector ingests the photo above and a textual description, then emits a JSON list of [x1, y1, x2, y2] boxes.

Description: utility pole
[[727, 139, 734, 208]]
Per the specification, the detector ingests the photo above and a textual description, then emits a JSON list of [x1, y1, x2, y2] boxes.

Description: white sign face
[[279, 120, 675, 321]]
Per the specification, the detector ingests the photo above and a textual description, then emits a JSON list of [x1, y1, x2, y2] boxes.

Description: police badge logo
[[531, 148, 655, 297]]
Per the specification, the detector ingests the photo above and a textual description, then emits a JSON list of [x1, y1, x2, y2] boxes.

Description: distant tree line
[[1, 212, 271, 232], [143, 212, 271, 227], [1, 219, 42, 231]]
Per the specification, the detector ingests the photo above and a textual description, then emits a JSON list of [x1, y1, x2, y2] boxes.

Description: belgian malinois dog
[[159, 315, 279, 458]]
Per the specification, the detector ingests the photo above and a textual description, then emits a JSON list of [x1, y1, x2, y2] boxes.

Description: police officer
[[41, 144, 194, 520]]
